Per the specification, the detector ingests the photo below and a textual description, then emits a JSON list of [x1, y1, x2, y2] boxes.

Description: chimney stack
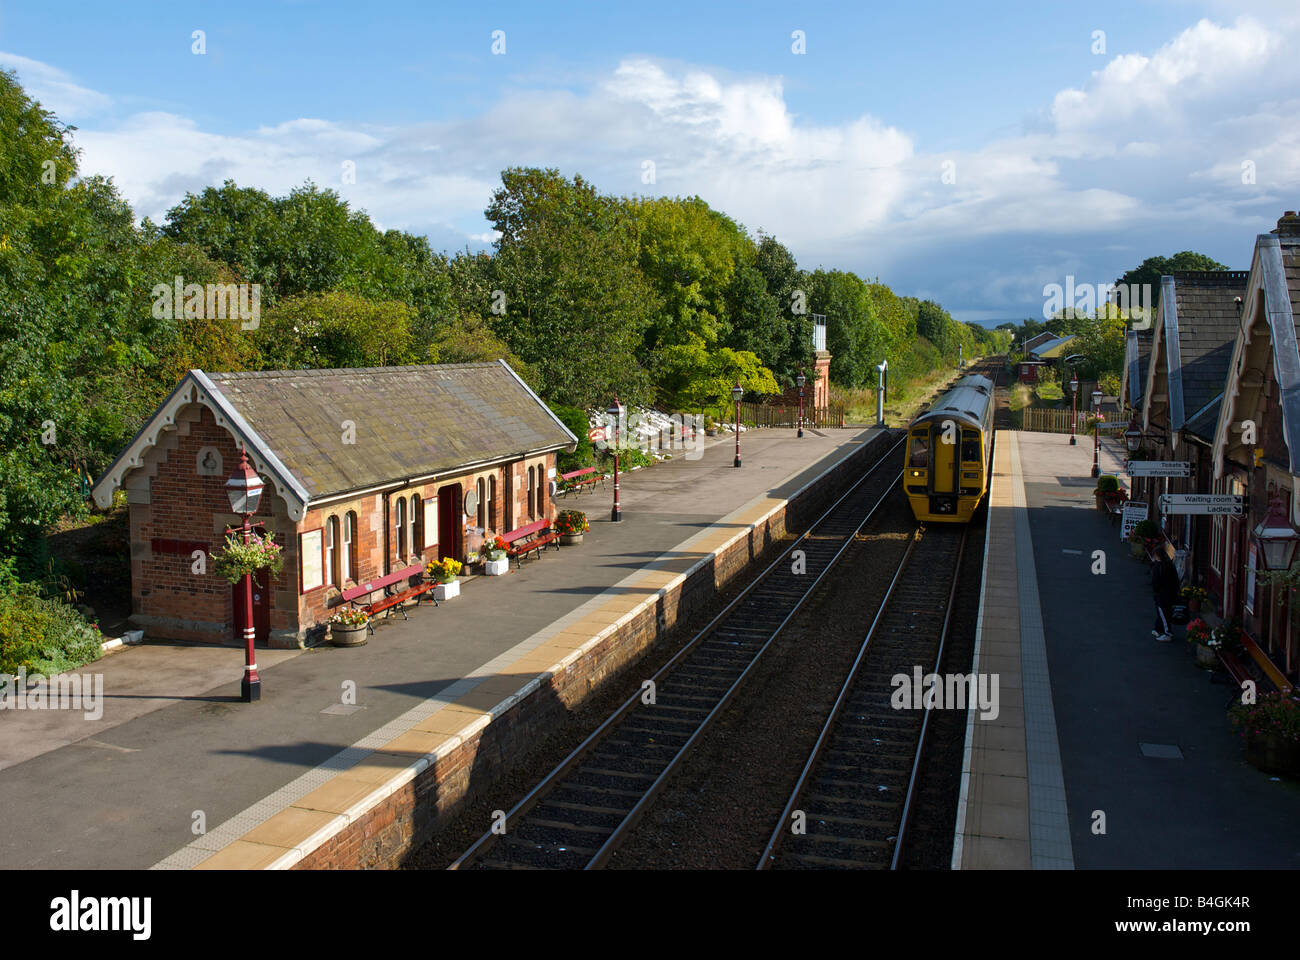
[[1275, 211, 1300, 237]]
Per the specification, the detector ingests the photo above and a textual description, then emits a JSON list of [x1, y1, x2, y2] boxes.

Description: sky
[[2, 0, 1298, 324]]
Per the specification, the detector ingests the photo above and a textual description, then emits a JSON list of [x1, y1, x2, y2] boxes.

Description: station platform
[[0, 424, 887, 870], [954, 430, 1300, 869]]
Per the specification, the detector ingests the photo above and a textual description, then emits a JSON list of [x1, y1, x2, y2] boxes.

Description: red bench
[[339, 561, 435, 634], [501, 519, 561, 568], [560, 467, 604, 497]]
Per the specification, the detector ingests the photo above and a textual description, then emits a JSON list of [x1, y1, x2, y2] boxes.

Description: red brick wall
[[129, 404, 291, 644]]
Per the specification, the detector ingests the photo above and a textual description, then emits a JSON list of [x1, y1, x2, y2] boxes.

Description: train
[[904, 373, 995, 523]]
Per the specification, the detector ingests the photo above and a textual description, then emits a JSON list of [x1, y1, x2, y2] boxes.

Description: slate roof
[[1170, 271, 1247, 427], [1123, 330, 1152, 408], [1022, 331, 1057, 352], [201, 362, 577, 501], [1184, 392, 1222, 444]]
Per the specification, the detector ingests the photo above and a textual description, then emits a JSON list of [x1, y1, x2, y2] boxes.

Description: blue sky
[[2, 0, 1298, 323]]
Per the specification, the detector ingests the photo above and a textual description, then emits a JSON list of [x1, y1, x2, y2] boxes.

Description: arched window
[[396, 497, 407, 560], [477, 477, 486, 529], [535, 464, 546, 517], [410, 494, 421, 556], [527, 467, 536, 520], [343, 512, 357, 583], [488, 475, 497, 532], [326, 516, 339, 587]]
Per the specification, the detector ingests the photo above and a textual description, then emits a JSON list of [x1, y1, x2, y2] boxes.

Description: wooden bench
[[560, 467, 604, 497], [339, 562, 435, 634], [1214, 647, 1255, 705], [501, 519, 561, 568]]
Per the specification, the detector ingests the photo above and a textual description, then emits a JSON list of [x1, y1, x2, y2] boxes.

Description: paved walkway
[[0, 425, 883, 869], [956, 431, 1300, 868]]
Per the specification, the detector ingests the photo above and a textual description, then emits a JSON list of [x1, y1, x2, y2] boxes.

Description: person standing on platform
[[1150, 554, 1179, 641]]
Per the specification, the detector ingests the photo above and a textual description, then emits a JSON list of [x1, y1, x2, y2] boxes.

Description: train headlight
[[910, 470, 922, 477]]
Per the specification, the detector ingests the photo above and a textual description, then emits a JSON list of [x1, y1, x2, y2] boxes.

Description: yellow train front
[[903, 374, 995, 523]]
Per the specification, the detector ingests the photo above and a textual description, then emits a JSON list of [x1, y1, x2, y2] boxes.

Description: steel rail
[[449, 433, 905, 870], [755, 528, 920, 869], [890, 527, 969, 869]]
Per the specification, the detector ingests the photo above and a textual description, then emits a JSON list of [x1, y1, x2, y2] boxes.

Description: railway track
[[449, 435, 906, 870], [757, 522, 969, 870]]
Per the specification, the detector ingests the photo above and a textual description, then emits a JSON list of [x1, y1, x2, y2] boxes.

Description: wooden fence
[[734, 401, 848, 429], [1012, 407, 1125, 434]]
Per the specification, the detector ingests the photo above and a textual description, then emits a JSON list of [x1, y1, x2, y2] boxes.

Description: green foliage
[[1095, 475, 1121, 494], [0, 558, 101, 676], [257, 291, 422, 369], [1114, 251, 1231, 295], [551, 404, 594, 473]]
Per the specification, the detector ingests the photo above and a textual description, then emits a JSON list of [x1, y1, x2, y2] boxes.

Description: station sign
[[588, 427, 606, 442], [1125, 460, 1191, 478], [1159, 494, 1243, 515]]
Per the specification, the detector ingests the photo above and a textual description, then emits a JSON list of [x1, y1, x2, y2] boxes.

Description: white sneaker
[[1157, 633, 1173, 642], [1151, 630, 1160, 638]]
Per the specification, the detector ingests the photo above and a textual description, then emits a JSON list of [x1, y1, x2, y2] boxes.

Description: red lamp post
[[608, 396, 625, 522], [226, 448, 264, 702], [796, 369, 806, 439], [732, 382, 744, 468], [1069, 373, 1079, 446], [1090, 388, 1103, 479]]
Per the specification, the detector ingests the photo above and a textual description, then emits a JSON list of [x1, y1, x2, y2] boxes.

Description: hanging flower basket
[[211, 530, 284, 584]]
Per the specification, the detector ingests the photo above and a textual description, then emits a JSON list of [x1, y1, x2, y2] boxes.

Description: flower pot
[[1194, 641, 1218, 668], [560, 533, 584, 545], [1245, 733, 1300, 778], [433, 579, 460, 601], [330, 622, 368, 647], [484, 557, 509, 576], [1094, 492, 1106, 512], [1188, 598, 1201, 614]]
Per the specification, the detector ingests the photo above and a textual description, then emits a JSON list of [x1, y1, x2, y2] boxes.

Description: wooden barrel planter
[[1245, 733, 1300, 778], [330, 622, 369, 647], [560, 533, 584, 546]]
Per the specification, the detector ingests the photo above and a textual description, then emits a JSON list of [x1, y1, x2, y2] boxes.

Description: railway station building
[[1136, 270, 1247, 580], [1206, 213, 1300, 676], [90, 361, 578, 649]]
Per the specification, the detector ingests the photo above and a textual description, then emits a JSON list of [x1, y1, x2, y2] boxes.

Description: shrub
[[0, 559, 102, 677], [552, 403, 594, 473], [1095, 474, 1120, 494], [1131, 518, 1160, 541]]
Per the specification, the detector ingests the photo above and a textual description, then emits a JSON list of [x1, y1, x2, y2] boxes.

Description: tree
[[1115, 251, 1231, 298], [485, 169, 659, 407], [630, 195, 750, 353], [257, 291, 422, 369]]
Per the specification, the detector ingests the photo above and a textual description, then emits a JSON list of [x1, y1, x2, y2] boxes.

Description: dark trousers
[[1153, 601, 1171, 635]]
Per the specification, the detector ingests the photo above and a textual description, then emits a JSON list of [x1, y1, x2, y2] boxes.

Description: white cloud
[[15, 11, 1300, 317], [0, 51, 111, 119]]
